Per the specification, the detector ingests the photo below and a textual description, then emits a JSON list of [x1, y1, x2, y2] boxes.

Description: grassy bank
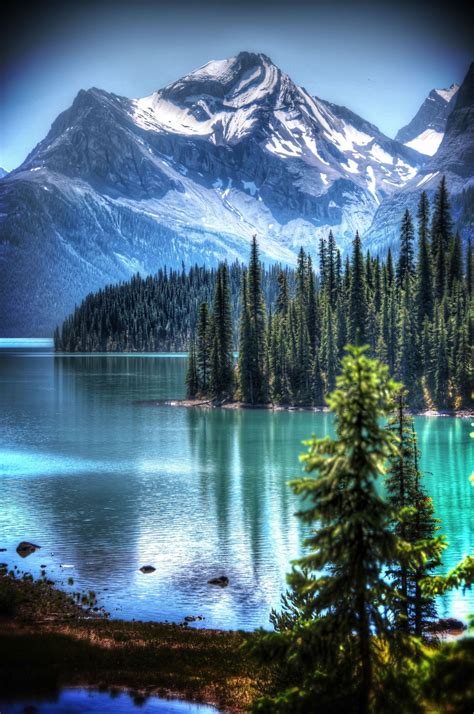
[[0, 570, 267, 713]]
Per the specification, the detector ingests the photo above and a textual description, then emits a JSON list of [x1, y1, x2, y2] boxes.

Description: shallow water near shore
[[0, 688, 217, 713], [0, 340, 472, 628]]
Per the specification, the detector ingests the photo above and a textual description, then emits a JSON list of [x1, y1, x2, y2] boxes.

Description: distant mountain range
[[0, 52, 472, 335]]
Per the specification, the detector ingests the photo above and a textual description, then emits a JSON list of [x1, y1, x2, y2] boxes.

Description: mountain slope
[[395, 84, 458, 156], [0, 51, 431, 335], [366, 62, 474, 253]]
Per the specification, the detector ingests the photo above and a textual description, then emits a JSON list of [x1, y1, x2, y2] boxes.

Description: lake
[[0, 340, 472, 629]]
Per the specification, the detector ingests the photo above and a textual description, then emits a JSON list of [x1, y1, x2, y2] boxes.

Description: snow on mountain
[[0, 51, 432, 335], [366, 64, 473, 254], [395, 83, 459, 156], [0, 167, 8, 179]]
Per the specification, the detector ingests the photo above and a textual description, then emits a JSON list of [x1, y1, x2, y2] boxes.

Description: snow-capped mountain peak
[[396, 83, 459, 156], [3, 51, 456, 337], [434, 83, 459, 103]]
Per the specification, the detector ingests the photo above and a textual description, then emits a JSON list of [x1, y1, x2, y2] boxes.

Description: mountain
[[395, 84, 459, 156], [366, 62, 474, 253], [0, 168, 8, 178], [0, 51, 456, 336]]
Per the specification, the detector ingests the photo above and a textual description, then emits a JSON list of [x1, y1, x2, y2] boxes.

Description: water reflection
[[0, 348, 472, 627], [0, 688, 217, 713]]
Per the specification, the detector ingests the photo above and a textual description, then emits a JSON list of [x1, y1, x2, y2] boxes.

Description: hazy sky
[[1, 0, 472, 171]]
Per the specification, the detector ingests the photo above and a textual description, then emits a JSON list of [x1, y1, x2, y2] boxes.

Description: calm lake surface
[[0, 688, 217, 713], [0, 340, 472, 629]]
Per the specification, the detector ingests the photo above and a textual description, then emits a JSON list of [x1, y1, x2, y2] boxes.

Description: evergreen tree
[[416, 192, 434, 326], [246, 237, 268, 403], [349, 231, 368, 345], [237, 271, 254, 403], [386, 391, 442, 634], [185, 339, 199, 398], [196, 302, 211, 393], [433, 306, 450, 409], [251, 347, 419, 714], [209, 264, 234, 397], [397, 209, 415, 287], [431, 177, 453, 301]]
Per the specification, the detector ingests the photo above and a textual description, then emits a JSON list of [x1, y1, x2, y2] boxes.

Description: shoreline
[[1, 566, 468, 713], [136, 398, 474, 419], [0, 570, 264, 713]]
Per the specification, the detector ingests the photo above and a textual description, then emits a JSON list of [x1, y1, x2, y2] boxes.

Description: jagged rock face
[[366, 63, 474, 255], [0, 51, 469, 336], [395, 84, 458, 155]]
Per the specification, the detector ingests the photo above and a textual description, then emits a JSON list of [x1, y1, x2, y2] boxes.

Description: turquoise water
[[0, 688, 217, 713], [0, 341, 472, 628]]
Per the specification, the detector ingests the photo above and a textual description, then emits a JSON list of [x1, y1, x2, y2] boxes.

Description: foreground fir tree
[[251, 347, 422, 714], [385, 391, 443, 635]]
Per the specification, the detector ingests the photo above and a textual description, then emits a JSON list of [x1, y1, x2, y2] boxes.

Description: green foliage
[[385, 391, 444, 635], [59, 177, 472, 411], [250, 347, 429, 714]]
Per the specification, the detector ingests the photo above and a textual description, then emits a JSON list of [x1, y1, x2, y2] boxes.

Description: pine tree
[[433, 306, 450, 409], [209, 264, 234, 397], [397, 209, 415, 287], [246, 237, 268, 403], [349, 231, 367, 345], [251, 347, 419, 713], [448, 232, 463, 292], [386, 392, 442, 635], [196, 302, 211, 393], [416, 192, 434, 326], [431, 177, 453, 301], [237, 271, 254, 403], [185, 339, 199, 398]]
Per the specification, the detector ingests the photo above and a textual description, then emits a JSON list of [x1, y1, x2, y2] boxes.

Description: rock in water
[[16, 541, 41, 558], [208, 575, 229, 587], [139, 565, 156, 574]]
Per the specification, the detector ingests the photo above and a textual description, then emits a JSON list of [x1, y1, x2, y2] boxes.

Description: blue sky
[[1, 0, 472, 171]]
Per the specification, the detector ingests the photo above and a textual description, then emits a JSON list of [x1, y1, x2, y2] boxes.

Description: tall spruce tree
[[431, 177, 453, 301], [196, 302, 211, 393], [185, 339, 199, 398], [237, 271, 254, 403], [386, 391, 442, 634], [349, 231, 368, 345], [209, 263, 234, 397], [246, 236, 268, 403], [416, 192, 434, 326], [397, 209, 415, 287], [251, 347, 422, 714]]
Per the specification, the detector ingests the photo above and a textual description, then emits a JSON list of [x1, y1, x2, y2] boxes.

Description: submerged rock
[[208, 575, 229, 587], [16, 541, 41, 558], [139, 565, 156, 574]]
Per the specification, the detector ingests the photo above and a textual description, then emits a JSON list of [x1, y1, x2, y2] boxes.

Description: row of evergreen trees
[[249, 346, 472, 713], [54, 263, 289, 352], [187, 179, 473, 410]]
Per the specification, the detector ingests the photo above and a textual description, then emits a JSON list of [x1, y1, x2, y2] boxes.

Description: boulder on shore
[[208, 576, 229, 587], [139, 565, 156, 574], [16, 541, 41, 558]]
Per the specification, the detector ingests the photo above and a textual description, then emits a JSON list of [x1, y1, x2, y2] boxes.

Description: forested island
[[56, 179, 473, 412]]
